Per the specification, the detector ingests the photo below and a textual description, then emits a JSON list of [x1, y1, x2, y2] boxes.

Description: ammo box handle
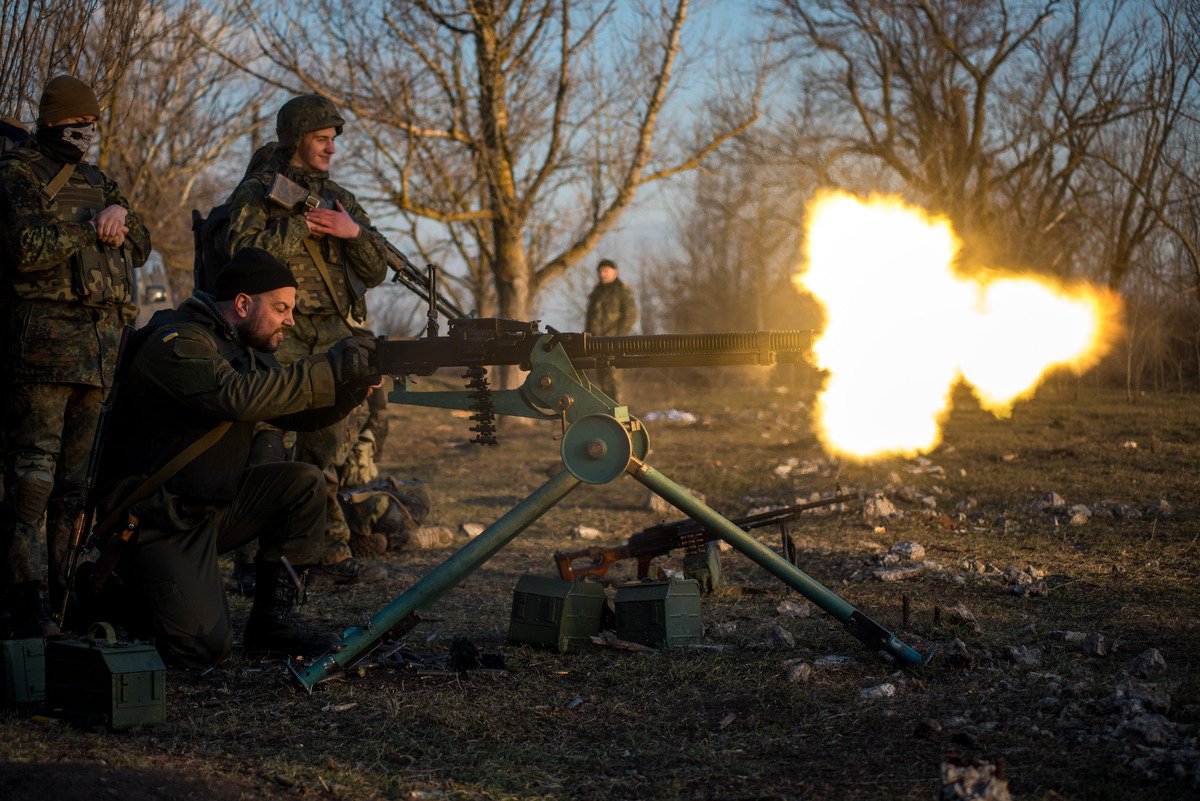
[[86, 621, 118, 647]]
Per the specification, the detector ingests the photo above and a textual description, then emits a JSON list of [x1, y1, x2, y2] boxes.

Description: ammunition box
[[45, 622, 166, 731], [508, 575, 606, 652], [615, 579, 703, 647], [0, 638, 46, 706]]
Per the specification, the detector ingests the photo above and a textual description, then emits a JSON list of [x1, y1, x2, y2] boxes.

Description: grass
[[2, 377, 1198, 800]]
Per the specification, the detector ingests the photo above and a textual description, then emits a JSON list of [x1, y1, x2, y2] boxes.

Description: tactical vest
[[262, 184, 363, 320], [99, 301, 261, 504], [8, 152, 133, 306]]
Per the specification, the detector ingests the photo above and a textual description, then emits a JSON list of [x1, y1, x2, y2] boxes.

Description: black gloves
[[326, 336, 379, 384]]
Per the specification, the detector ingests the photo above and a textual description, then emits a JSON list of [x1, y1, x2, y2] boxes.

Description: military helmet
[[276, 94, 345, 149]]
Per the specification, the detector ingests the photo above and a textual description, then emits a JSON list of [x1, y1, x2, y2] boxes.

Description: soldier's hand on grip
[[327, 336, 380, 384]]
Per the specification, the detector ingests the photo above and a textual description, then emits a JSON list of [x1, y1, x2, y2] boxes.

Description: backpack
[[191, 204, 231, 295]]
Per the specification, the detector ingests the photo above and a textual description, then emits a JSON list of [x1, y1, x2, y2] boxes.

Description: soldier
[[584, 258, 638, 400], [0, 76, 150, 637], [92, 247, 381, 666], [225, 94, 389, 584]]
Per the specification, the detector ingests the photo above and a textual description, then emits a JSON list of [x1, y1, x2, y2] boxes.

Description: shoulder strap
[[40, 162, 75, 202], [92, 420, 233, 539], [302, 236, 354, 323]]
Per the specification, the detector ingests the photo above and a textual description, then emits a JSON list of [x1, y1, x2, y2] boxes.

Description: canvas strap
[[92, 421, 233, 540], [302, 235, 355, 325], [40, 161, 75, 202]]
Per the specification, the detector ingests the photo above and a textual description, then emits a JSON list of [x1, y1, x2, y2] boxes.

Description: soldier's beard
[[238, 324, 283, 353]]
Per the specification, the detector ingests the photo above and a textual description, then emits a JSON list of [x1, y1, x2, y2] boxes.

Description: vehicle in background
[[134, 252, 173, 327]]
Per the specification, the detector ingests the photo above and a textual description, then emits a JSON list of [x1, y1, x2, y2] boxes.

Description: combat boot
[[244, 564, 341, 658], [10, 581, 61, 639], [311, 557, 387, 585]]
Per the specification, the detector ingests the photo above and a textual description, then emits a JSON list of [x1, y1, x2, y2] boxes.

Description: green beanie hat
[[38, 75, 100, 126]]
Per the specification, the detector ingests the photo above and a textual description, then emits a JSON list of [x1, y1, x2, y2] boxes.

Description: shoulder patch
[[161, 330, 179, 343]]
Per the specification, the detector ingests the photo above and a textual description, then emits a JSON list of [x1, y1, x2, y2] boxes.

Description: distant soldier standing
[[0, 76, 150, 636], [225, 95, 389, 584], [584, 258, 638, 400]]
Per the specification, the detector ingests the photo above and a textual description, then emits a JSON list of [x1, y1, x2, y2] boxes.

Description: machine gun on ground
[[290, 312, 931, 690], [553, 494, 856, 590]]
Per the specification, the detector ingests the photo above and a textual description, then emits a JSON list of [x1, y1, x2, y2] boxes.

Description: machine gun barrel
[[373, 319, 812, 376]]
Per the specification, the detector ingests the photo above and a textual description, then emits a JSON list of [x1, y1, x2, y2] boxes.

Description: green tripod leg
[[627, 457, 927, 669], [292, 468, 582, 690]]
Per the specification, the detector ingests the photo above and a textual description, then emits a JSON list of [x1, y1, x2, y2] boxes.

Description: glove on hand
[[326, 336, 379, 384]]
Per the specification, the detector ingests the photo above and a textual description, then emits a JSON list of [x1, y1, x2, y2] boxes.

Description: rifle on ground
[[266, 173, 467, 327], [59, 326, 133, 623], [554, 494, 856, 586]]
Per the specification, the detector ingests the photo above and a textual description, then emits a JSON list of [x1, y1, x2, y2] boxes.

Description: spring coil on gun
[[464, 363, 498, 446], [585, 330, 811, 358]]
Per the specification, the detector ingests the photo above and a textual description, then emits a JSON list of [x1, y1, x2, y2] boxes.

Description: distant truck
[[133, 252, 173, 327]]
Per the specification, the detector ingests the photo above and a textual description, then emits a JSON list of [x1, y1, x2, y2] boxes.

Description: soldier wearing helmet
[[224, 95, 389, 584]]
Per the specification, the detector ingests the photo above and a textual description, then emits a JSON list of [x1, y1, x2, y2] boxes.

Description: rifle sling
[[301, 236, 355, 324], [40, 162, 75, 202], [92, 421, 233, 541]]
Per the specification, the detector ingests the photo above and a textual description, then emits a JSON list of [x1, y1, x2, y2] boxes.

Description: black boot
[[10, 581, 61, 639], [244, 564, 340, 658]]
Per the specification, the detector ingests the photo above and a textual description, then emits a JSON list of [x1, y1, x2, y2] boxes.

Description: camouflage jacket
[[585, 278, 638, 336], [225, 154, 388, 321], [0, 140, 151, 386]]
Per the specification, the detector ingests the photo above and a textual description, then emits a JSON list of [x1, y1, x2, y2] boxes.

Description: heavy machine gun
[[291, 315, 931, 689]]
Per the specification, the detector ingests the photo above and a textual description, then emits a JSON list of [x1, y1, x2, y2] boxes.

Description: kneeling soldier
[[92, 247, 379, 666]]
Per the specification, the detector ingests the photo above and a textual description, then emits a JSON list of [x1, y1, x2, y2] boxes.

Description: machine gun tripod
[[291, 318, 931, 690]]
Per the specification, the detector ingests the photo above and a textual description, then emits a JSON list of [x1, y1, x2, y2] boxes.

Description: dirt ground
[[1, 374, 1198, 800]]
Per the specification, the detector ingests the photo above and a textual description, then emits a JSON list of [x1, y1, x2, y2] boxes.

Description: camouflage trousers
[[1, 382, 101, 589], [276, 312, 368, 566]]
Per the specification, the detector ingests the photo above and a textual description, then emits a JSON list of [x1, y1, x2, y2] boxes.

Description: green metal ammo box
[[0, 638, 45, 706], [508, 575, 606, 652], [615, 578, 703, 647], [45, 622, 166, 731]]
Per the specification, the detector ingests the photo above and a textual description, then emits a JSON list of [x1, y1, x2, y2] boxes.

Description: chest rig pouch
[[24, 156, 133, 306], [268, 185, 364, 321]]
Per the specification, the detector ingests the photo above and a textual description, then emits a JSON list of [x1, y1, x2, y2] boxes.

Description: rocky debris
[[1004, 565, 1048, 597], [947, 603, 981, 633], [568, 524, 606, 541], [1144, 499, 1174, 519], [1032, 491, 1067, 512], [1006, 645, 1043, 667], [1111, 682, 1172, 715], [1047, 630, 1087, 645], [1068, 505, 1092, 526], [873, 561, 939, 582], [942, 638, 975, 670], [459, 522, 485, 539], [776, 599, 813, 619], [641, 409, 698, 424], [939, 758, 1012, 801], [708, 621, 737, 638], [859, 682, 896, 700], [783, 660, 812, 683], [813, 654, 853, 669], [864, 494, 899, 519], [1081, 633, 1109, 657], [905, 457, 946, 477], [772, 457, 823, 478], [1100, 501, 1143, 520], [890, 540, 926, 561], [1128, 648, 1167, 679], [770, 624, 796, 649], [643, 487, 704, 515]]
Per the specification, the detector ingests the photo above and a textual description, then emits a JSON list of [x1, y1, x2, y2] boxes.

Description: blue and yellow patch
[[161, 330, 178, 343]]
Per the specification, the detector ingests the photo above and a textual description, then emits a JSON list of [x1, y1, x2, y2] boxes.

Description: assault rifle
[[59, 326, 133, 623], [554, 494, 856, 587], [266, 173, 467, 330]]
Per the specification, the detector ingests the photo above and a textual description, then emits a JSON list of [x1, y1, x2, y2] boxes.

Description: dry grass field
[[2, 374, 1198, 800]]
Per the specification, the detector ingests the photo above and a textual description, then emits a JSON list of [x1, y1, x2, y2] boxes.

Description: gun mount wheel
[[561, 414, 635, 484]]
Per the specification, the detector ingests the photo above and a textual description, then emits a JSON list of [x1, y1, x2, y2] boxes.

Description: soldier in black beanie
[[83, 248, 381, 666]]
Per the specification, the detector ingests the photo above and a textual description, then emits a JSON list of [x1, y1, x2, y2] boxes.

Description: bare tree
[[213, 0, 762, 333]]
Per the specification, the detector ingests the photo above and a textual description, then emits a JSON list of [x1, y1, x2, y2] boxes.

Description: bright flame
[[794, 191, 1120, 461]]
